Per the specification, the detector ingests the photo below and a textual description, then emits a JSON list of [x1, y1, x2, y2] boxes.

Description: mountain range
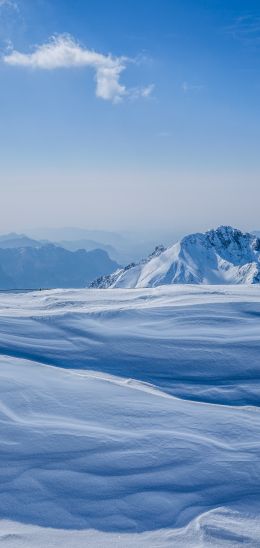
[[0, 240, 119, 289], [26, 227, 180, 264], [0, 233, 42, 249], [1, 226, 260, 290], [91, 226, 260, 288]]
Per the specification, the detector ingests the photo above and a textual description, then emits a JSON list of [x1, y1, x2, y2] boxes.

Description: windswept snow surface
[[0, 285, 260, 546]]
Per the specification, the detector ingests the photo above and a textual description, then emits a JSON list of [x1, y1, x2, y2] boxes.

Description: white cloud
[[139, 83, 154, 98], [3, 34, 153, 103], [129, 83, 155, 101]]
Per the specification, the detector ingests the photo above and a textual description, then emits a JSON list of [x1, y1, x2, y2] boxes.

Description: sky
[[0, 0, 260, 237]]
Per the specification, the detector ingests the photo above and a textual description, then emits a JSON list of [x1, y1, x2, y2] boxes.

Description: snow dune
[[0, 285, 260, 406], [0, 285, 260, 546]]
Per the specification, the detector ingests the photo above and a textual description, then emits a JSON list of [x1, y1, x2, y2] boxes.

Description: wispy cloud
[[0, 0, 18, 11], [130, 83, 155, 100], [224, 15, 260, 46], [3, 34, 154, 103], [181, 82, 204, 93]]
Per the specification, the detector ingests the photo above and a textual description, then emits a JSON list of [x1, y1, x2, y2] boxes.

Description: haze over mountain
[[26, 227, 181, 264], [27, 227, 125, 248], [91, 226, 260, 288], [0, 231, 123, 263], [0, 233, 42, 249], [252, 231, 260, 240], [0, 244, 118, 290]]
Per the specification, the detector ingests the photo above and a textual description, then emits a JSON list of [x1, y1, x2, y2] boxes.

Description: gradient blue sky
[[0, 0, 260, 234]]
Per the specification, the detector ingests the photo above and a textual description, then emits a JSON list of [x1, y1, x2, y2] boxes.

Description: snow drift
[[0, 285, 260, 545], [91, 226, 260, 288]]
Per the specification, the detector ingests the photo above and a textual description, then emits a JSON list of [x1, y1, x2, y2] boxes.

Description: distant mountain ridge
[[0, 233, 43, 249], [90, 226, 260, 288], [26, 227, 180, 264], [0, 232, 120, 262], [57, 239, 120, 262], [0, 242, 119, 289]]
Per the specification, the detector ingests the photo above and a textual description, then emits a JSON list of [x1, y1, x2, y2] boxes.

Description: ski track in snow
[[0, 285, 260, 546]]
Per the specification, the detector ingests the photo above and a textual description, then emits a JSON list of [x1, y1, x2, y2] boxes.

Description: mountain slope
[[91, 226, 260, 288], [0, 245, 119, 289]]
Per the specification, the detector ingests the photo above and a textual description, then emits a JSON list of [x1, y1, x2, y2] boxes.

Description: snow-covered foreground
[[0, 285, 260, 546]]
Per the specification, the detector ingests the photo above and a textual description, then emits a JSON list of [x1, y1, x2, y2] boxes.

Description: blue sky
[[0, 0, 260, 235]]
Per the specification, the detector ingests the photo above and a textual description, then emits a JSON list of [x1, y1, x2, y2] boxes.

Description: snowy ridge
[[2, 508, 260, 547], [0, 286, 260, 545], [90, 226, 260, 288]]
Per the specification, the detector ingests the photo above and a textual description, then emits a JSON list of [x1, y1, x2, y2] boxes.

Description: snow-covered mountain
[[90, 226, 260, 288]]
